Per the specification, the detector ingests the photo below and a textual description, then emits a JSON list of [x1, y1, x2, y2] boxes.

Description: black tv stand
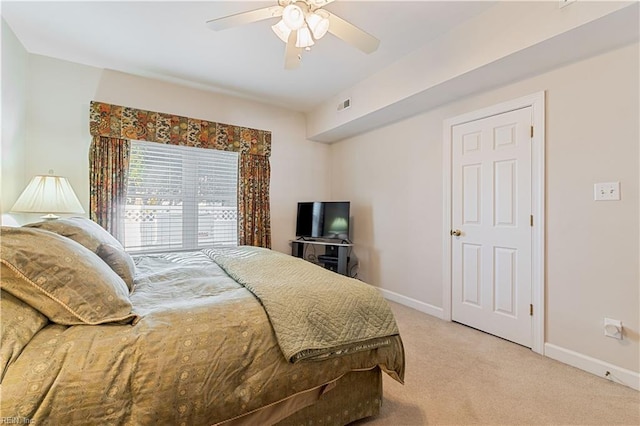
[[290, 239, 353, 276]]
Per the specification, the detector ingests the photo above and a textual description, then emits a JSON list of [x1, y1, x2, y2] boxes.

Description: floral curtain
[[238, 154, 271, 248], [89, 101, 271, 155], [89, 101, 272, 248], [89, 136, 130, 243]]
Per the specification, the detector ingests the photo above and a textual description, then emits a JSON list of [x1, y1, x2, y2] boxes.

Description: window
[[124, 140, 238, 253]]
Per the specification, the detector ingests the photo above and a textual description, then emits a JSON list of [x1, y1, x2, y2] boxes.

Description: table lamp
[[11, 174, 85, 220]]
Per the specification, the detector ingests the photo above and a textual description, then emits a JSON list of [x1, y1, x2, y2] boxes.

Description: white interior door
[[451, 106, 532, 347]]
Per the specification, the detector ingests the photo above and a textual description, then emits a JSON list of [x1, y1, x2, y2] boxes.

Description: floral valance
[[89, 101, 271, 157]]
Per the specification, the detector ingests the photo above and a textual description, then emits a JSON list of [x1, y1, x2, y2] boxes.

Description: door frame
[[442, 91, 546, 355]]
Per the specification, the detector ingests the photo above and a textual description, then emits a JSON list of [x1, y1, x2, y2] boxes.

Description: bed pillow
[[0, 226, 138, 326], [26, 217, 136, 292], [96, 243, 136, 292], [0, 290, 49, 383]]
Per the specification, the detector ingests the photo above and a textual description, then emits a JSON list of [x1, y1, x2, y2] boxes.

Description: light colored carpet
[[356, 302, 640, 425]]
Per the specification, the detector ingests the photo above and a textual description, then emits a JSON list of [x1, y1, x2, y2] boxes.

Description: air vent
[[337, 98, 351, 111]]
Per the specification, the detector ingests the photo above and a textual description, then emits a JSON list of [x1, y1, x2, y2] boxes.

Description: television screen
[[296, 201, 350, 240]]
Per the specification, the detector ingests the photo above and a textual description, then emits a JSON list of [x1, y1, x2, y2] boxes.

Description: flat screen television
[[295, 201, 350, 241]]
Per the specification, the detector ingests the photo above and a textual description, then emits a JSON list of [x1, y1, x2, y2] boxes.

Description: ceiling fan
[[206, 0, 380, 70]]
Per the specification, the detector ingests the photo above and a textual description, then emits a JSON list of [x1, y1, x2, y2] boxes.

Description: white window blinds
[[124, 140, 238, 253]]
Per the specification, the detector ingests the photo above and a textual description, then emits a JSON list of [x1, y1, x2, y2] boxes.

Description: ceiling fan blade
[[308, 0, 336, 8], [284, 30, 302, 70], [327, 12, 380, 54], [206, 6, 283, 31]]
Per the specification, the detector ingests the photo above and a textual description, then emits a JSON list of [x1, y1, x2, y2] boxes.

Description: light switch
[[594, 182, 620, 201]]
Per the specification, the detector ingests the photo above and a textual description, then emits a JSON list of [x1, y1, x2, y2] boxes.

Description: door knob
[[450, 229, 462, 237]]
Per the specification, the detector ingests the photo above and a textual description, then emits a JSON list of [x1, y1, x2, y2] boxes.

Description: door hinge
[[530, 215, 533, 227], [530, 304, 533, 316], [530, 126, 534, 138]]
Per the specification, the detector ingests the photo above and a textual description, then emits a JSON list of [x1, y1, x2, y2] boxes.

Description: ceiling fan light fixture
[[271, 19, 291, 43], [282, 4, 305, 30], [305, 11, 330, 40], [206, 0, 381, 69], [296, 26, 315, 48]]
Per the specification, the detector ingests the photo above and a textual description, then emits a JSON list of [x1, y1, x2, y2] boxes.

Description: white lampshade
[[271, 19, 291, 43], [296, 26, 315, 48], [282, 4, 305, 30], [11, 175, 85, 220], [306, 11, 330, 40]]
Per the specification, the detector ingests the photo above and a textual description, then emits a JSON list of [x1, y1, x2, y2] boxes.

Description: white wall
[[4, 42, 331, 254], [1, 19, 28, 225], [23, 55, 103, 221], [330, 42, 639, 378]]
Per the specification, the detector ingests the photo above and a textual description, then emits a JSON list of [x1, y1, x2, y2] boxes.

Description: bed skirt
[[219, 367, 382, 426]]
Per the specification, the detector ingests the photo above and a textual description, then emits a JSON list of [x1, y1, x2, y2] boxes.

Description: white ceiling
[[2, 0, 497, 112]]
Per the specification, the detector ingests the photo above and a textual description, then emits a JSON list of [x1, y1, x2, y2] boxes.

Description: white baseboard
[[377, 288, 639, 391], [378, 288, 444, 319], [545, 343, 640, 391]]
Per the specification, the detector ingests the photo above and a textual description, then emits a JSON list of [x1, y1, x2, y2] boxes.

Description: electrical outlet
[[604, 318, 623, 340], [594, 182, 620, 201], [559, 0, 577, 8]]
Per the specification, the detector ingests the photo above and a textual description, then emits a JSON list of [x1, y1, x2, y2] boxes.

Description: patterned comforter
[[1, 248, 404, 425]]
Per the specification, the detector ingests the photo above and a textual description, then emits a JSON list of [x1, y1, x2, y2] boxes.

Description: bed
[[0, 217, 405, 425]]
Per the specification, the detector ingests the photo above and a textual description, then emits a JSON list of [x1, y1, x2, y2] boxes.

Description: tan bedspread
[[205, 246, 400, 363], [1, 251, 405, 425]]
